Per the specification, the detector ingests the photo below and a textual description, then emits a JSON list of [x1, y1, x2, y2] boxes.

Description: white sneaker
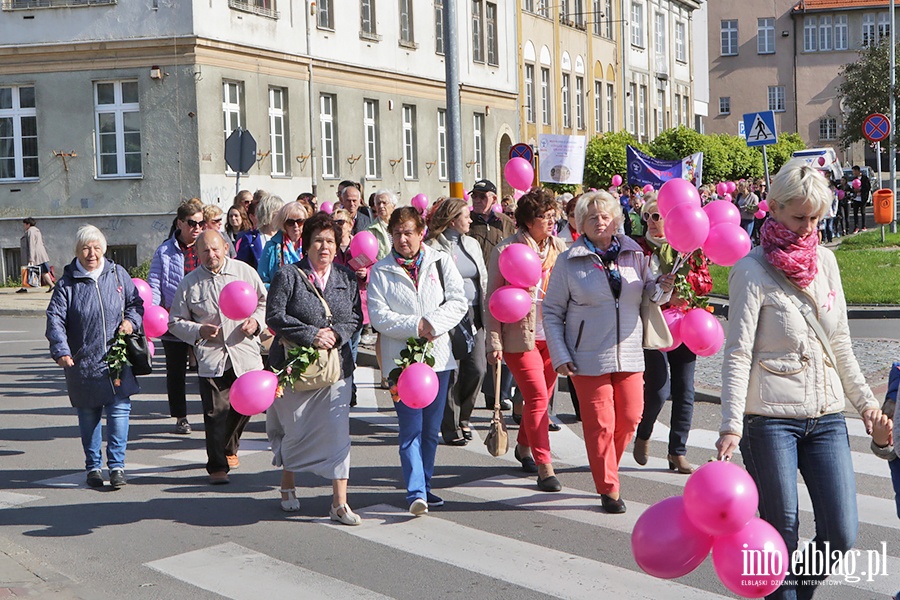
[[408, 498, 428, 516]]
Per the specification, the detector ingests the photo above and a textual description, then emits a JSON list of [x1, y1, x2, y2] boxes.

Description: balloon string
[[670, 252, 688, 274]]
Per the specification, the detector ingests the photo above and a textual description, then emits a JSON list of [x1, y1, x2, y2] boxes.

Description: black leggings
[[852, 201, 865, 231]]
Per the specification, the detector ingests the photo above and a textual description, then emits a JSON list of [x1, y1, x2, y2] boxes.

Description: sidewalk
[[0, 536, 81, 599], [0, 288, 52, 317]]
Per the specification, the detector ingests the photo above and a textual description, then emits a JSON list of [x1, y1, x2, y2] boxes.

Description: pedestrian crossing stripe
[[747, 114, 775, 142]]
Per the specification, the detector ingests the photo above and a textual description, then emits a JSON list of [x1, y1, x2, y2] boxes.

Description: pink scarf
[[760, 218, 818, 288]]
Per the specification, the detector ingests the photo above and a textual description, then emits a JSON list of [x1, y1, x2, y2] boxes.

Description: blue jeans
[[636, 345, 696, 455], [740, 413, 858, 600], [890, 457, 900, 519], [77, 399, 131, 471], [394, 370, 451, 505]]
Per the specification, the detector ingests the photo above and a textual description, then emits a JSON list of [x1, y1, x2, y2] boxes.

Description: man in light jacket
[[169, 231, 267, 485]]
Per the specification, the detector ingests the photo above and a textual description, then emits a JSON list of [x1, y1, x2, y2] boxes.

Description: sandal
[[329, 503, 362, 525], [280, 488, 300, 512]]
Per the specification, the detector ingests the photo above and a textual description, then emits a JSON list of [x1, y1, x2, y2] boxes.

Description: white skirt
[[266, 377, 351, 480]]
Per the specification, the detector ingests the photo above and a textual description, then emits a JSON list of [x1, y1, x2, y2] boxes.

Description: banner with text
[[538, 135, 586, 185], [626, 145, 703, 188]]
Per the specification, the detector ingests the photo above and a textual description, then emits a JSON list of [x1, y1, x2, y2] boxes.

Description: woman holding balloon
[[257, 201, 308, 288], [734, 180, 761, 238], [266, 212, 363, 523], [716, 163, 883, 599], [368, 207, 468, 515], [542, 191, 673, 511], [486, 189, 568, 492]]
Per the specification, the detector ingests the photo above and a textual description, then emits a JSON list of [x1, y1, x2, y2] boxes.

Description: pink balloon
[[703, 200, 741, 228], [664, 204, 710, 254], [703, 224, 751, 267], [723, 192, 733, 202], [499, 243, 542, 288], [491, 204, 503, 214], [684, 461, 759, 537], [144, 305, 169, 338], [230, 369, 278, 415], [681, 308, 724, 356], [660, 308, 684, 353], [716, 182, 728, 197], [817, 155, 826, 166], [320, 201, 334, 214], [219, 280, 258, 321], [489, 285, 532, 323], [836, 189, 845, 200], [631, 496, 714, 579], [504, 157, 535, 191], [147, 340, 156, 357], [513, 189, 525, 201], [611, 174, 623, 187], [131, 277, 153, 307], [349, 230, 379, 262], [657, 178, 702, 217], [642, 184, 654, 194], [725, 181, 736, 194], [411, 193, 429, 213], [397, 362, 439, 409], [852, 179, 861, 189], [712, 518, 788, 598], [463, 190, 471, 202], [754, 209, 766, 219], [758, 200, 769, 212]]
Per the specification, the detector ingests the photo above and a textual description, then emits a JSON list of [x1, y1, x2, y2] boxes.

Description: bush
[[129, 260, 151, 281]]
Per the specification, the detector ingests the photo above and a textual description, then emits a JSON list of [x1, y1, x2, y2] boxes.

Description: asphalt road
[[1, 315, 898, 600]]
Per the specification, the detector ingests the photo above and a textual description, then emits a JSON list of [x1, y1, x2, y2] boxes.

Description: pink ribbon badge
[[823, 289, 836, 312]]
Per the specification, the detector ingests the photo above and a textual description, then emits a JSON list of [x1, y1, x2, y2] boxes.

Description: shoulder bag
[[113, 266, 153, 376], [435, 257, 476, 359], [483, 361, 509, 456], [281, 266, 341, 391], [641, 291, 674, 350]]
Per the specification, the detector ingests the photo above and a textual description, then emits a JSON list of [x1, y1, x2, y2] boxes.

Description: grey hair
[[74, 225, 107, 255], [373, 188, 398, 205], [768, 163, 831, 219], [573, 190, 624, 233], [255, 194, 286, 228]]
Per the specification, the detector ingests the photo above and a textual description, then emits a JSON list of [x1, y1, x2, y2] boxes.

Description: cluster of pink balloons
[[411, 193, 429, 214], [633, 461, 787, 598], [231, 369, 279, 415], [504, 157, 534, 191], [715, 181, 737, 197], [132, 277, 168, 338], [488, 244, 542, 324], [661, 307, 724, 356], [397, 362, 440, 409], [220, 280, 258, 321]]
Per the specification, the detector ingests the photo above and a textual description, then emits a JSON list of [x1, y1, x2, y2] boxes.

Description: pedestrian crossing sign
[[743, 111, 778, 147]]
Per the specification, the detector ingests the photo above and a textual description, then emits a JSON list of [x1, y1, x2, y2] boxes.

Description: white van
[[786, 147, 843, 180]]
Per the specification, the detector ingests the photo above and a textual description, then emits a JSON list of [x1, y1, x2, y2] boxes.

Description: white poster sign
[[537, 135, 586, 185]]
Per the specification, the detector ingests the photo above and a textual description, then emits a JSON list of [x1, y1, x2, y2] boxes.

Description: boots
[[632, 437, 649, 466], [667, 454, 694, 474]]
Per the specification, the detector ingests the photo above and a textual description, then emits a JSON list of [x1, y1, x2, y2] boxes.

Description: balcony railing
[[3, 0, 115, 9], [228, 0, 278, 20]]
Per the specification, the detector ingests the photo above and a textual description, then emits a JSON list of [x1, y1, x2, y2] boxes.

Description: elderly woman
[[486, 188, 568, 492], [367, 189, 396, 261], [46, 225, 143, 489], [368, 207, 468, 515], [716, 164, 883, 599], [235, 194, 285, 269], [203, 204, 236, 258], [735, 179, 761, 237], [543, 191, 673, 513], [258, 201, 308, 287], [631, 195, 712, 475], [225, 205, 251, 245], [425, 198, 488, 446], [266, 212, 363, 524]]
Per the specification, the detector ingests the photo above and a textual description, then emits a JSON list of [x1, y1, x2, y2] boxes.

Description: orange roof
[[794, 0, 889, 9]]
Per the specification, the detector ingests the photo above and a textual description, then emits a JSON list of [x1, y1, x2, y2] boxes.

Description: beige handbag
[[483, 362, 509, 457], [640, 293, 674, 350]]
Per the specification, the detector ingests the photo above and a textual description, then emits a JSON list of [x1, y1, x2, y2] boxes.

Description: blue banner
[[626, 145, 703, 188]]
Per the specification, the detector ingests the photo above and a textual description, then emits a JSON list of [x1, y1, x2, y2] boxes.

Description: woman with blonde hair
[[426, 197, 488, 445], [258, 201, 307, 287]]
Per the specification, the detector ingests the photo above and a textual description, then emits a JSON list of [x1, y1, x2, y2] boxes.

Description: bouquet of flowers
[[104, 332, 129, 387], [273, 345, 319, 398]]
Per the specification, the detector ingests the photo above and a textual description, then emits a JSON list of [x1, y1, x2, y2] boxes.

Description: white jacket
[[719, 246, 878, 437], [368, 245, 468, 378]]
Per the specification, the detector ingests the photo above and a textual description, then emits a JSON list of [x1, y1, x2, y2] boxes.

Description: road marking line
[[160, 438, 270, 463], [0, 491, 43, 509], [34, 463, 176, 487]]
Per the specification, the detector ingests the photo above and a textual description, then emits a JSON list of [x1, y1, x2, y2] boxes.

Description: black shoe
[[15, 288, 27, 294], [86, 470, 104, 488], [109, 469, 127, 489], [461, 428, 473, 441], [537, 475, 562, 492], [600, 494, 626, 514], [499, 398, 513, 410], [426, 491, 444, 507], [514, 446, 538, 473], [444, 437, 468, 446], [174, 418, 192, 434], [548, 422, 562, 432], [511, 412, 522, 425], [350, 384, 358, 407]]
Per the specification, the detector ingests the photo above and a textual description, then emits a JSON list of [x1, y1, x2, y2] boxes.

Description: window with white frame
[[399, 0, 414, 44], [674, 93, 681, 128], [223, 81, 241, 173], [835, 15, 848, 50], [562, 73, 571, 128], [638, 84, 647, 137], [95, 80, 141, 178], [655, 89, 665, 136], [402, 104, 417, 179], [317, 0, 333, 28], [472, 0, 484, 62], [879, 12, 890, 39], [628, 83, 636, 134], [541, 67, 551, 125], [472, 1, 498, 66], [721, 20, 738, 56], [560, 0, 570, 21], [486, 2, 498, 66], [675, 21, 686, 62], [819, 16, 832, 51], [437, 109, 448, 180], [575, 76, 585, 129], [0, 85, 38, 181], [523, 0, 534, 12], [604, 0, 613, 39], [592, 0, 601, 36], [361, 0, 376, 36], [320, 94, 337, 178], [819, 117, 837, 140], [573, 0, 584, 28], [606, 83, 614, 132], [758, 18, 774, 54], [538, 0, 548, 18], [863, 14, 875, 47], [363, 99, 380, 179], [682, 95, 689, 127], [719, 96, 730, 115], [594, 80, 603, 132], [768, 85, 785, 112], [525, 64, 536, 123], [804, 16, 816, 52], [434, 0, 444, 54], [654, 12, 665, 57], [631, 2, 644, 47], [268, 88, 287, 176], [473, 113, 484, 180]]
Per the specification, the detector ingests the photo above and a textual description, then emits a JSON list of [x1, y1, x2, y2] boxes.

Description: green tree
[[583, 131, 646, 189], [836, 38, 898, 148], [647, 126, 707, 160]]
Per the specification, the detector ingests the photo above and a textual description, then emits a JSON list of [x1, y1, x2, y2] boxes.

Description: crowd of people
[[45, 164, 892, 598]]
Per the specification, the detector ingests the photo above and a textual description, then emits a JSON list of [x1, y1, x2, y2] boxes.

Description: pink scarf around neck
[[760, 218, 818, 288]]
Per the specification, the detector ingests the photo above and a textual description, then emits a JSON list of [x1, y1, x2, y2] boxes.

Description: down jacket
[[46, 259, 143, 408], [148, 233, 186, 310], [368, 244, 468, 378], [542, 235, 659, 376], [719, 246, 879, 438]]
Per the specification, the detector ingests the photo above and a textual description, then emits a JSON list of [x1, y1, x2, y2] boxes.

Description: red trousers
[[504, 340, 555, 465], [571, 372, 644, 495]]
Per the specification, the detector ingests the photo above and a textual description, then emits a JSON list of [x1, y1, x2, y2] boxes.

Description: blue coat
[[258, 231, 303, 288], [46, 259, 143, 408], [148, 233, 185, 310]]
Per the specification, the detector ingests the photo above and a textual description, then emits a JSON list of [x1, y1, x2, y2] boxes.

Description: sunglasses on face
[[184, 219, 206, 228], [642, 212, 661, 222], [284, 218, 304, 227], [209, 218, 223, 224]]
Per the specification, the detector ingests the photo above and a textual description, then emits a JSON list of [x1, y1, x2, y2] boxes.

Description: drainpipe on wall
[[307, 0, 318, 196]]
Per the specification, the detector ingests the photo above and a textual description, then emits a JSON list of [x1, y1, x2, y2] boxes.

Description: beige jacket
[[719, 246, 878, 437], [168, 258, 267, 379], [485, 232, 567, 354]]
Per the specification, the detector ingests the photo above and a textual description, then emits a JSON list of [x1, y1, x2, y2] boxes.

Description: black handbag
[[436, 258, 476, 359], [124, 331, 153, 376]]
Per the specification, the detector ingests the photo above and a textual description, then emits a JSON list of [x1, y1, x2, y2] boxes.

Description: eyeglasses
[[284, 218, 304, 227], [471, 192, 487, 199], [642, 212, 661, 223], [185, 219, 205, 229]]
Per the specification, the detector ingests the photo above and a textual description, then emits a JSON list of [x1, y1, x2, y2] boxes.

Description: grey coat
[[266, 258, 363, 379]]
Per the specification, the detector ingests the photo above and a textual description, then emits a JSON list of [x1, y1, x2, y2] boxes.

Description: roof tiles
[[794, 0, 890, 9]]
